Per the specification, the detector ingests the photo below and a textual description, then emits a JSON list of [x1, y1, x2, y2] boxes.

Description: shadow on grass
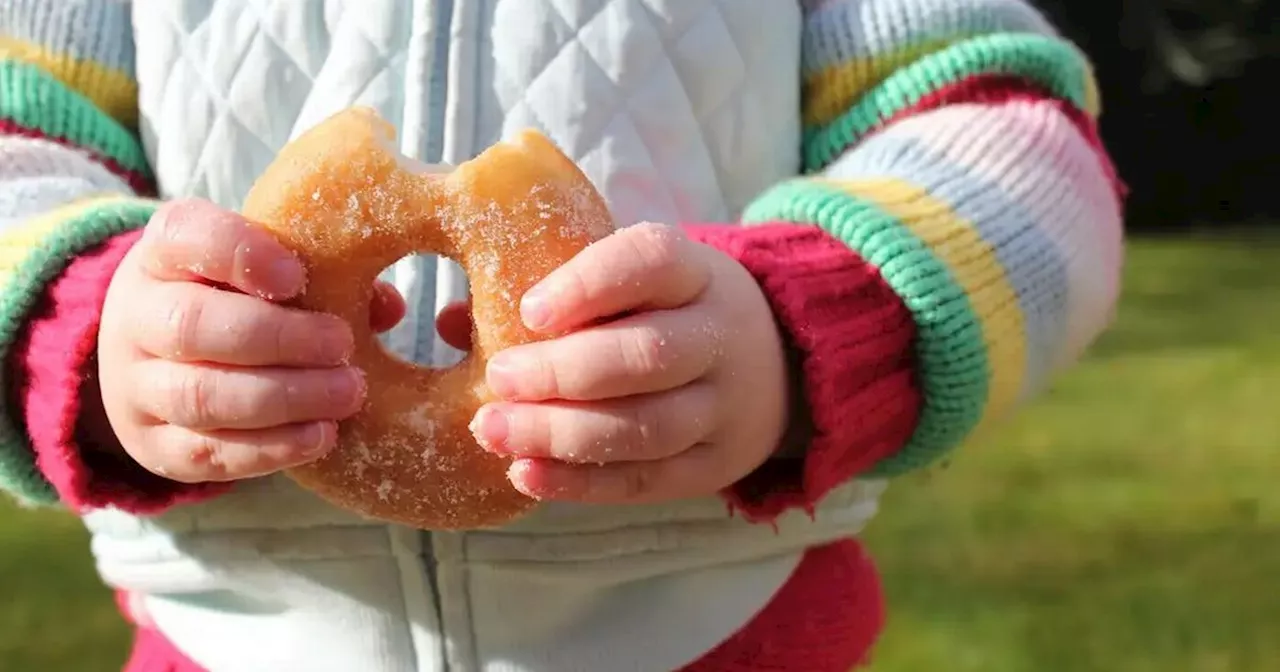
[[1090, 233, 1280, 361]]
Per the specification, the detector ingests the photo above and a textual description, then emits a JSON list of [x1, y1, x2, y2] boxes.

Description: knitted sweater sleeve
[[689, 0, 1124, 520], [0, 0, 226, 512]]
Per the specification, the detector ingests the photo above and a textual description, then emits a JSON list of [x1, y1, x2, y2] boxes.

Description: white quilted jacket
[[80, 2, 887, 671]]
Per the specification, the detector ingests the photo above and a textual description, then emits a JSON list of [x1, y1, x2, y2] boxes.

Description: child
[[0, 0, 1123, 670]]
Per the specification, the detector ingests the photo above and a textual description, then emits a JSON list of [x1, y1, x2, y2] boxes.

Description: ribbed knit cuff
[[685, 223, 920, 521], [0, 197, 161, 503], [744, 177, 1024, 479], [16, 228, 229, 513]]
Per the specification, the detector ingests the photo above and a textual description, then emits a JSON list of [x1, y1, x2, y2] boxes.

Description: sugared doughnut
[[241, 107, 615, 529]]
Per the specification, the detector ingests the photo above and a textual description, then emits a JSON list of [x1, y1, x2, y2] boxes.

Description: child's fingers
[[434, 300, 472, 350], [132, 360, 365, 431], [470, 382, 717, 464], [484, 308, 721, 402], [370, 281, 407, 333], [519, 223, 710, 333], [506, 441, 731, 504], [133, 281, 354, 367], [135, 421, 338, 483], [140, 199, 306, 300]]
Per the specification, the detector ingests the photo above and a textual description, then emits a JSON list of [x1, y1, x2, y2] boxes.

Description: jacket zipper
[[422, 1, 456, 670]]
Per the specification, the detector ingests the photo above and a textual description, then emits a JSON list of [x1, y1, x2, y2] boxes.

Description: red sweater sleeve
[[13, 229, 229, 514], [684, 223, 921, 522]]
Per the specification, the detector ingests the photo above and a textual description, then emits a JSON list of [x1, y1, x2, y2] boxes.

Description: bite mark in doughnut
[[241, 107, 615, 529]]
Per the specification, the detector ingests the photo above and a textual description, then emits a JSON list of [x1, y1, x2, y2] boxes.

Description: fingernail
[[507, 460, 542, 498], [485, 354, 521, 399], [264, 256, 305, 298], [329, 368, 366, 411], [520, 288, 551, 330], [470, 406, 510, 453], [301, 421, 335, 457], [507, 460, 569, 500]]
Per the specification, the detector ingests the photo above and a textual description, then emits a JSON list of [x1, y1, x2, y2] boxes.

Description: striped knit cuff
[[0, 59, 151, 193], [686, 223, 919, 520], [744, 181, 999, 478], [16, 227, 230, 513], [804, 32, 1098, 172], [0, 196, 155, 504]]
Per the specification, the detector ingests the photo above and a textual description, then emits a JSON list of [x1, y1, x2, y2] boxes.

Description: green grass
[[0, 504, 130, 670], [3, 235, 1279, 671], [864, 233, 1280, 671]]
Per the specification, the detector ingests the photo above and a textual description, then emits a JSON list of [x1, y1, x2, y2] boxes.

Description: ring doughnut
[[241, 107, 615, 529]]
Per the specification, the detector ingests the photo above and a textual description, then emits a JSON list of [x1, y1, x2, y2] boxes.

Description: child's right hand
[[97, 199, 404, 483]]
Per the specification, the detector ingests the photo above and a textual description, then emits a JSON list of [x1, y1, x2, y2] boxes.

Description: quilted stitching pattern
[[136, 0, 801, 224], [488, 0, 801, 224], [134, 0, 413, 209]]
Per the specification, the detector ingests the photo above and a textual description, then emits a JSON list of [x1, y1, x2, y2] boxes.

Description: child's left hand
[[456, 223, 790, 505]]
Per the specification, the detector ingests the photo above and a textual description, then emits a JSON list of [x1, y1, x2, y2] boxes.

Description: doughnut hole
[[375, 255, 473, 370]]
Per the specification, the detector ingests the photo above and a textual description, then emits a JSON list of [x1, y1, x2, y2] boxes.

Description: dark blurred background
[[1037, 0, 1276, 228]]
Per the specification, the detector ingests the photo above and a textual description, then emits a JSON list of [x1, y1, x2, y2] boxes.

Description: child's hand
[[97, 200, 404, 483], [468, 223, 789, 504]]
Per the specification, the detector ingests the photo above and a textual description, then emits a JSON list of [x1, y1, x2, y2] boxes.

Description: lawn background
[[3, 235, 1278, 671]]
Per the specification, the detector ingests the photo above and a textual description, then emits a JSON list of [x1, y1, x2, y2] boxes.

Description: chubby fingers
[[486, 308, 723, 401], [470, 384, 737, 504], [520, 222, 711, 332], [506, 445, 739, 504], [434, 299, 473, 351], [471, 383, 717, 463], [132, 280, 354, 366], [139, 199, 306, 300], [370, 281, 407, 333], [135, 421, 338, 483], [131, 361, 366, 431]]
